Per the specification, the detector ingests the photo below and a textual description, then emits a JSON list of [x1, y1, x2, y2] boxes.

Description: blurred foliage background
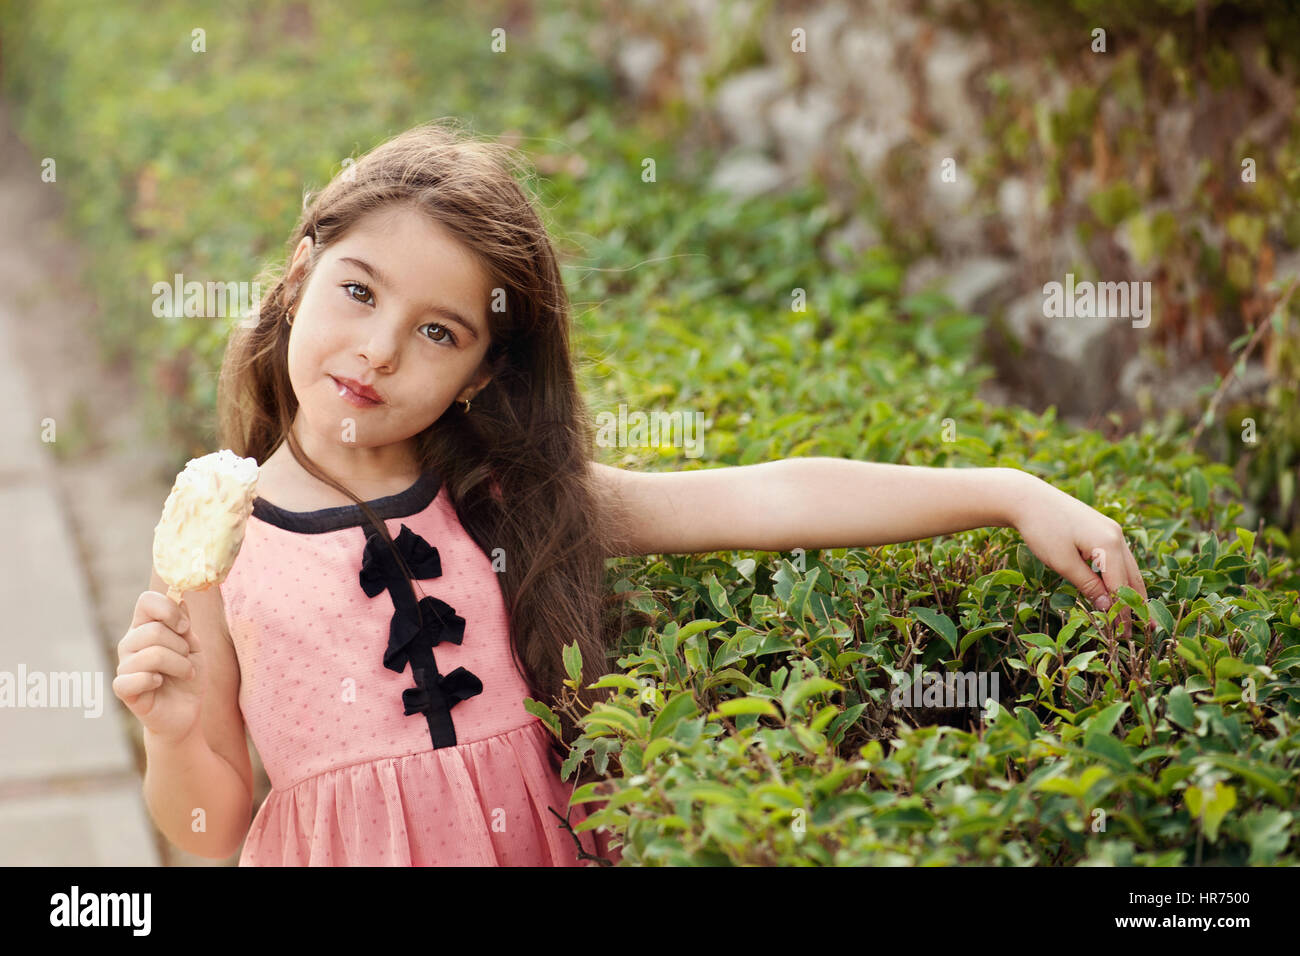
[[564, 0, 1300, 545], [2, 0, 1297, 864]]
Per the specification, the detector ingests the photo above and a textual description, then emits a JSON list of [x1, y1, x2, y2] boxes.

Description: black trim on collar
[[251, 470, 442, 534]]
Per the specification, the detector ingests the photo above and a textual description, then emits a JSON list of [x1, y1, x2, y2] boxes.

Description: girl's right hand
[[114, 591, 205, 743]]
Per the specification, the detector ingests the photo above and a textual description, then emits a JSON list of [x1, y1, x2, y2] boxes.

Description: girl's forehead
[[339, 209, 475, 263]]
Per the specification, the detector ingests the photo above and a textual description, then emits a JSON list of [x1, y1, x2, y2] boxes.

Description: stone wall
[[579, 0, 1300, 429]]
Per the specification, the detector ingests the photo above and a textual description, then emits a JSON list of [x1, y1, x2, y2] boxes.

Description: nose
[[357, 316, 402, 370]]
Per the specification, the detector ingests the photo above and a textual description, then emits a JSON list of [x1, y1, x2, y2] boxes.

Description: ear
[[465, 370, 493, 403], [465, 353, 498, 400], [286, 235, 315, 288]]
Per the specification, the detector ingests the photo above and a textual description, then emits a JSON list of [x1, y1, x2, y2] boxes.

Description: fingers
[[132, 590, 191, 640], [116, 609, 197, 705], [1121, 543, 1148, 602], [117, 642, 196, 683], [1087, 538, 1128, 637], [119, 620, 190, 660], [1056, 547, 1112, 611], [1088, 529, 1130, 607], [1086, 526, 1149, 642], [112, 671, 164, 700]]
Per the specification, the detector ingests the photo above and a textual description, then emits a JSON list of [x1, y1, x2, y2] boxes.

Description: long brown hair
[[217, 118, 633, 769]]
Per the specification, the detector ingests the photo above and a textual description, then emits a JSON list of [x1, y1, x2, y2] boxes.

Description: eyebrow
[[336, 256, 481, 341]]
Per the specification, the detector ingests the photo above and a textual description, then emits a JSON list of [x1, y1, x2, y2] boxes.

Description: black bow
[[402, 666, 484, 717], [383, 595, 466, 672], [359, 523, 443, 597]]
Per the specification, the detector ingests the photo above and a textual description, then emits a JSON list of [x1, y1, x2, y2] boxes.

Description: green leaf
[[585, 705, 643, 736], [1078, 765, 1112, 794], [733, 557, 757, 582], [1189, 470, 1209, 512], [569, 781, 611, 805], [1016, 543, 1044, 583], [705, 574, 735, 619], [1166, 686, 1195, 729], [909, 607, 958, 654], [1054, 613, 1086, 651], [588, 673, 642, 692], [677, 619, 723, 641], [641, 737, 680, 765], [702, 668, 755, 692], [977, 569, 1026, 589], [874, 805, 937, 829], [562, 642, 583, 686], [809, 704, 839, 733], [1203, 755, 1288, 804], [772, 561, 796, 603], [1082, 731, 1134, 771], [753, 783, 805, 808], [1036, 776, 1085, 797], [781, 677, 845, 716], [678, 782, 738, 806], [1186, 782, 1236, 842], [754, 629, 796, 657], [603, 786, 648, 812], [715, 697, 780, 718], [917, 759, 970, 792], [523, 697, 562, 739], [1066, 650, 1099, 671], [1241, 809, 1292, 864], [1084, 701, 1128, 737], [1234, 527, 1255, 558], [1147, 598, 1175, 635], [788, 568, 822, 626], [591, 735, 617, 774], [958, 623, 1006, 655], [650, 692, 700, 740], [1115, 586, 1144, 610], [1077, 471, 1095, 505], [560, 740, 592, 780]]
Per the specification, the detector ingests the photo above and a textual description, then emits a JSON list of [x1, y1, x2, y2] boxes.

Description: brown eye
[[423, 323, 458, 346], [341, 281, 374, 305]]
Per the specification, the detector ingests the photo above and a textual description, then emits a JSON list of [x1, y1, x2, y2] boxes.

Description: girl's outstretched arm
[[591, 457, 1146, 617]]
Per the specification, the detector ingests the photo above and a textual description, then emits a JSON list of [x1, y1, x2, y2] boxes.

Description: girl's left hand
[[1009, 472, 1148, 639]]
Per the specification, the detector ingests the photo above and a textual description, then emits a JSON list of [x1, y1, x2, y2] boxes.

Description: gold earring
[[460, 397, 471, 412], [285, 309, 294, 327]]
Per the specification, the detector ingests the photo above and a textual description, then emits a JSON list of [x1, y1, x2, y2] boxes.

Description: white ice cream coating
[[152, 449, 260, 595]]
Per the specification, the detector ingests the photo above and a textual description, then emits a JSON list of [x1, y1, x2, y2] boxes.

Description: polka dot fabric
[[219, 472, 620, 866]]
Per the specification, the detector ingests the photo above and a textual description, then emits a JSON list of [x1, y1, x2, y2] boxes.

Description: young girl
[[113, 119, 1147, 867]]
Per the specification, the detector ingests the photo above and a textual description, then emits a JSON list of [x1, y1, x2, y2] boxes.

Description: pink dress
[[218, 470, 621, 866]]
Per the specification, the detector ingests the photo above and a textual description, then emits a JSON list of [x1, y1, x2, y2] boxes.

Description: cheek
[[285, 339, 324, 397]]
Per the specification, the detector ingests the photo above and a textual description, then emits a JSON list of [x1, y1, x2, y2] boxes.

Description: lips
[[331, 375, 383, 404]]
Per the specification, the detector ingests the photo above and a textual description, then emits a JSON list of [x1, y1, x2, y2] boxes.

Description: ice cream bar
[[152, 449, 260, 603]]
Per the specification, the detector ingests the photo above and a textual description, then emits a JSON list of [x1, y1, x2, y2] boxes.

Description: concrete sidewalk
[[0, 319, 161, 865], [0, 98, 161, 865]]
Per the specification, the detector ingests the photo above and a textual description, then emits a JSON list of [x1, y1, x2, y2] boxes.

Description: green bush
[[544, 409, 1300, 864], [545, 239, 1299, 865]]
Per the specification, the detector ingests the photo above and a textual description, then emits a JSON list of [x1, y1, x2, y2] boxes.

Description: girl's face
[[282, 205, 494, 460]]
